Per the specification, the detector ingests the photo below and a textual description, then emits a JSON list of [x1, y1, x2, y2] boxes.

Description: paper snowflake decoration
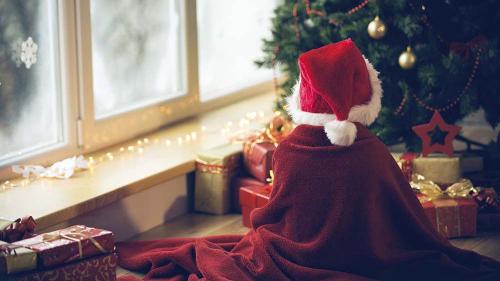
[[20, 37, 38, 69]]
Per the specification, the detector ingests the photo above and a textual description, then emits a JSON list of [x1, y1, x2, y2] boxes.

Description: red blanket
[[117, 124, 500, 281]]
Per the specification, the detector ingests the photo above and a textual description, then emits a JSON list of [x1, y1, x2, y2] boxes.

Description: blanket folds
[[117, 124, 500, 281]]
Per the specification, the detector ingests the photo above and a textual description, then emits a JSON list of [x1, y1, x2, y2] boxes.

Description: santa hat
[[287, 39, 383, 146]]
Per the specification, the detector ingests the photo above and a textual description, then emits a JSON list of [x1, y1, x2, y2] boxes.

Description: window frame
[[75, 0, 199, 153], [0, 0, 276, 180], [0, 0, 80, 180]]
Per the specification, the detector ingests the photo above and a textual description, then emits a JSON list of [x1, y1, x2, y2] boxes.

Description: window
[[90, 0, 186, 118], [197, 0, 279, 101], [0, 0, 67, 165], [0, 0, 281, 179]]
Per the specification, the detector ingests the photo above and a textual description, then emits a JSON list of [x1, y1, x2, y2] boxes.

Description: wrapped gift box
[[243, 140, 276, 183], [413, 155, 461, 185], [231, 176, 267, 212], [15, 225, 114, 269], [1, 242, 37, 275], [418, 196, 477, 238], [392, 153, 469, 185], [239, 185, 272, 227], [195, 143, 242, 215], [5, 253, 117, 281]]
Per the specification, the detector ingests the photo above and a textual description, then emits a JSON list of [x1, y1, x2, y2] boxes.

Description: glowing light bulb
[[120, 147, 125, 152], [128, 146, 135, 151], [165, 139, 171, 146]]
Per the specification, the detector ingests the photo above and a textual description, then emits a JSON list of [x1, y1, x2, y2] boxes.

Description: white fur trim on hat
[[324, 120, 357, 146], [286, 57, 382, 146]]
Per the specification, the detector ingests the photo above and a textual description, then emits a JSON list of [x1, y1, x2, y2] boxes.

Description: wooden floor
[[118, 213, 500, 278]]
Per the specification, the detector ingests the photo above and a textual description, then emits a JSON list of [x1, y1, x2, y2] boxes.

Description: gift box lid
[[240, 185, 272, 208], [197, 143, 242, 166], [418, 195, 477, 208], [244, 141, 276, 165]]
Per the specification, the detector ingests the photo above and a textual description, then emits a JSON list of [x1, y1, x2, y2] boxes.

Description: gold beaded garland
[[367, 16, 387, 39], [399, 46, 417, 69]]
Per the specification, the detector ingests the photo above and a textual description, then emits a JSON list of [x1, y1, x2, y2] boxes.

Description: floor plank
[[118, 213, 500, 278]]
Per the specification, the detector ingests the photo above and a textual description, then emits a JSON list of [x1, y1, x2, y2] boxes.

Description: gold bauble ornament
[[367, 16, 387, 39], [398, 46, 417, 69]]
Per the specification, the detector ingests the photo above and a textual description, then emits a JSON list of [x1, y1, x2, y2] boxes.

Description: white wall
[[42, 175, 189, 241]]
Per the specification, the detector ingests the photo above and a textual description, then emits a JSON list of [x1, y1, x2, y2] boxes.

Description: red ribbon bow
[[450, 35, 488, 59], [0, 216, 36, 243], [0, 243, 23, 256]]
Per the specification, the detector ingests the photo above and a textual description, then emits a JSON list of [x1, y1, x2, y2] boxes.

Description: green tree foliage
[[257, 0, 500, 151]]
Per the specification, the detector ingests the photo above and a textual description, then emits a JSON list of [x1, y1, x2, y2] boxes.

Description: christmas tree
[[257, 0, 500, 152]]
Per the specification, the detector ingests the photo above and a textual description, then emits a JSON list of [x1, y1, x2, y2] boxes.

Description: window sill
[[0, 92, 274, 230]]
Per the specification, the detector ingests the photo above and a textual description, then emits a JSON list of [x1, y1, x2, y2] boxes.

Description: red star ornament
[[412, 111, 461, 157]]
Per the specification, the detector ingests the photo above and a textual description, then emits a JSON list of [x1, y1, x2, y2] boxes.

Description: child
[[117, 39, 500, 281]]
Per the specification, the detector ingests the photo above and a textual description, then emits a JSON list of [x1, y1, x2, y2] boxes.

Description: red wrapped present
[[418, 195, 477, 238], [231, 176, 267, 212], [243, 139, 276, 183], [5, 253, 117, 281], [1, 217, 36, 243], [239, 185, 272, 227], [14, 225, 114, 268]]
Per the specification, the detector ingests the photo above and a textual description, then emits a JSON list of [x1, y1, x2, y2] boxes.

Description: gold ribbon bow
[[230, 113, 293, 145], [410, 174, 477, 202], [265, 114, 293, 143], [266, 170, 275, 184], [41, 226, 107, 259]]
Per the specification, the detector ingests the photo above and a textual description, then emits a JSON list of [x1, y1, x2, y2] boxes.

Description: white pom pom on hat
[[287, 38, 383, 146]]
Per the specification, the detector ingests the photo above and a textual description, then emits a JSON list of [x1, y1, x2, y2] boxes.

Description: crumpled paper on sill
[[12, 155, 89, 179]]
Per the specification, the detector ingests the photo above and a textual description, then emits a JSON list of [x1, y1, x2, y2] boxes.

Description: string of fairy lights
[[0, 110, 271, 193]]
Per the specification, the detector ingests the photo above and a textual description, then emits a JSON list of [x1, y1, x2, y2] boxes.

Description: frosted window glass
[[0, 0, 63, 164], [90, 0, 186, 118], [197, 0, 280, 101]]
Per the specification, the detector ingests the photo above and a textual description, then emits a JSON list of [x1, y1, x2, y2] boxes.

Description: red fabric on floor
[[116, 124, 500, 281]]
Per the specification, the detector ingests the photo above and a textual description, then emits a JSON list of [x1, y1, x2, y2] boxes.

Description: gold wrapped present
[[0, 241, 37, 275], [195, 143, 242, 215], [413, 155, 461, 185]]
